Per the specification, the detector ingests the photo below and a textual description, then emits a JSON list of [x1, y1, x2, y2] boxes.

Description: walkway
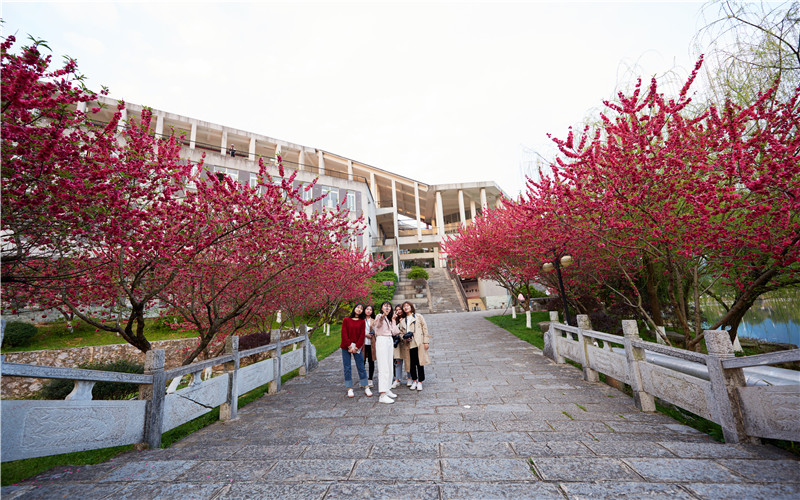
[[4, 311, 799, 499]]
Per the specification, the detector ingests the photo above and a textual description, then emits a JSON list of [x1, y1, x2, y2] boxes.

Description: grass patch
[[0, 445, 133, 487], [485, 311, 550, 350], [1, 317, 196, 353], [1, 327, 344, 486]]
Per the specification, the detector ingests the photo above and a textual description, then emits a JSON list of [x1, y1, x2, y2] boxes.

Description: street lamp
[[543, 252, 573, 325]]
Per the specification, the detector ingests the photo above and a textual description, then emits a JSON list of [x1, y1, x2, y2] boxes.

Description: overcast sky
[[3, 1, 710, 197]]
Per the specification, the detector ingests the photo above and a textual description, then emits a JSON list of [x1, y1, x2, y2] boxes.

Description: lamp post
[[543, 252, 573, 326]]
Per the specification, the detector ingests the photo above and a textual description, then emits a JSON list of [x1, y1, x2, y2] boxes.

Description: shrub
[[370, 271, 399, 305], [407, 267, 429, 280], [239, 331, 271, 350], [37, 359, 144, 400], [2, 321, 38, 348]]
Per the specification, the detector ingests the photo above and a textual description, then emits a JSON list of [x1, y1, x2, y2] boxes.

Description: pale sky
[[2, 1, 709, 197]]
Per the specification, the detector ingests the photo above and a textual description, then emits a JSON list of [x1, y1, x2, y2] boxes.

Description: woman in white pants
[[373, 301, 401, 404]]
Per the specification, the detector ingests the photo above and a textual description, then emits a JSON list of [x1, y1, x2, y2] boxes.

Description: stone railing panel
[[281, 349, 303, 376], [162, 374, 230, 432], [555, 335, 582, 363], [585, 348, 628, 383], [238, 357, 275, 395], [738, 384, 800, 441], [639, 362, 713, 419], [1, 400, 146, 462]]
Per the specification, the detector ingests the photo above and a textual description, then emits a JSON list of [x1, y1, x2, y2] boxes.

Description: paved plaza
[[4, 311, 799, 499]]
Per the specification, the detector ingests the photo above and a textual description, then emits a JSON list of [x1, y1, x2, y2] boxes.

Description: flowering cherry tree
[[533, 58, 799, 348]]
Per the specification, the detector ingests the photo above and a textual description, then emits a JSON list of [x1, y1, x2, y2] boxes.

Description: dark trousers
[[363, 344, 375, 379], [409, 347, 425, 382]]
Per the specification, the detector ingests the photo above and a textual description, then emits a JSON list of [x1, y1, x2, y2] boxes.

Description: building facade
[[85, 97, 509, 307]]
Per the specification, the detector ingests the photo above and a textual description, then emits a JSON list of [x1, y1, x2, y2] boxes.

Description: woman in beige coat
[[399, 301, 431, 391]]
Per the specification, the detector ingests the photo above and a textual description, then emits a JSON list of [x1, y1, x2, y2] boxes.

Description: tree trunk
[[643, 253, 665, 327]]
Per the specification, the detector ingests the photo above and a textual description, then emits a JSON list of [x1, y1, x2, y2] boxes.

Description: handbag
[[393, 336, 401, 348]]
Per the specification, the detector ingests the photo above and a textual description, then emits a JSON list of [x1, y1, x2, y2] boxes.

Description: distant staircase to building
[[392, 268, 467, 314]]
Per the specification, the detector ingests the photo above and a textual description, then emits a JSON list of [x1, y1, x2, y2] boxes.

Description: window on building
[[249, 173, 259, 188], [214, 165, 238, 182], [298, 182, 313, 202], [321, 186, 339, 208], [345, 190, 356, 211]]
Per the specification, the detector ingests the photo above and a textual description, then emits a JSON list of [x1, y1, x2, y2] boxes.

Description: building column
[[154, 115, 164, 155], [458, 190, 466, 228], [393, 246, 400, 275], [414, 182, 422, 241], [77, 101, 87, 113], [297, 149, 304, 170], [190, 122, 197, 150], [318, 151, 325, 175], [249, 137, 256, 161], [370, 172, 379, 205], [391, 179, 399, 240], [435, 191, 444, 237], [221, 131, 228, 155], [116, 106, 127, 134], [480, 188, 487, 213], [347, 160, 353, 181], [470, 199, 477, 223]]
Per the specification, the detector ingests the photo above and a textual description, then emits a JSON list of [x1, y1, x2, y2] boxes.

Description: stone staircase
[[392, 268, 466, 314], [391, 269, 431, 314]]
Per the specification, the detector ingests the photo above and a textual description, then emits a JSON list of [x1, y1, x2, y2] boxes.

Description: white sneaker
[[416, 382, 423, 391], [368, 380, 374, 387], [391, 380, 400, 389], [409, 381, 417, 390], [364, 387, 373, 397], [386, 390, 398, 398], [406, 379, 413, 387], [347, 388, 354, 398], [379, 395, 395, 404]]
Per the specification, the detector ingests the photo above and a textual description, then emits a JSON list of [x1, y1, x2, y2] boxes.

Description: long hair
[[376, 301, 392, 321], [349, 303, 365, 319], [394, 304, 405, 324], [364, 304, 375, 320], [402, 301, 416, 315]]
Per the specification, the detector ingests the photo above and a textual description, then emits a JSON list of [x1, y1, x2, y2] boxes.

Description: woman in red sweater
[[341, 303, 372, 398]]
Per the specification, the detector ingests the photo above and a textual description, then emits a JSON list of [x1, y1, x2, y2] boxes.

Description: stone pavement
[[4, 311, 799, 499]]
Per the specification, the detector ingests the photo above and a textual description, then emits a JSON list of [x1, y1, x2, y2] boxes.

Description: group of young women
[[340, 301, 431, 404]]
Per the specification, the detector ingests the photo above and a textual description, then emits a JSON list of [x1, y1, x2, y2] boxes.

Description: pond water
[[701, 289, 800, 348]]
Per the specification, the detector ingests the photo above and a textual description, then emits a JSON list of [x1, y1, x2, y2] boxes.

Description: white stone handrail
[[0, 327, 316, 462], [543, 312, 800, 444]]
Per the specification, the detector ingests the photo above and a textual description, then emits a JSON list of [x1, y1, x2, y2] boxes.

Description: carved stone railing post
[[269, 330, 282, 395], [622, 320, 655, 412], [576, 314, 599, 383], [705, 330, 757, 444], [66, 380, 96, 400], [544, 311, 562, 363], [220, 336, 239, 422], [299, 325, 309, 376], [141, 349, 165, 449]]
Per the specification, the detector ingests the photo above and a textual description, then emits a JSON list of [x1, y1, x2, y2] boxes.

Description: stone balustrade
[[0, 328, 316, 462], [544, 312, 800, 444]]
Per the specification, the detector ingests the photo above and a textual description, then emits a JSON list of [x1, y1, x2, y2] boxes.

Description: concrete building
[[85, 97, 509, 310]]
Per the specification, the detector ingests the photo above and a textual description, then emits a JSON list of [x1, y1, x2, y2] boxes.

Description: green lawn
[[0, 323, 344, 486], [486, 311, 551, 349], [1, 318, 196, 353]]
